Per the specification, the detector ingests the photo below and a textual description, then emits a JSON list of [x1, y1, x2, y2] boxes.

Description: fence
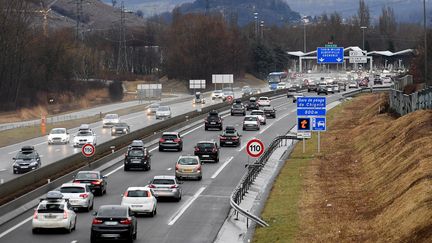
[[230, 134, 300, 227], [389, 87, 432, 116]]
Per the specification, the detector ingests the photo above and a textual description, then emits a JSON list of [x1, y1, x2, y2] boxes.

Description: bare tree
[[357, 0, 370, 27]]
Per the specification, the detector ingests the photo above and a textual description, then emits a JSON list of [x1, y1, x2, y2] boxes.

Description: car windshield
[[75, 172, 99, 180], [214, 90, 222, 94], [37, 203, 64, 213], [104, 114, 118, 119], [233, 104, 243, 108], [223, 131, 237, 136], [97, 207, 127, 217], [158, 106, 169, 111], [152, 179, 175, 185], [128, 149, 144, 157], [114, 123, 127, 127], [197, 143, 215, 148], [178, 157, 199, 165], [16, 151, 36, 159], [77, 131, 92, 136], [244, 117, 257, 121], [251, 111, 263, 115], [60, 186, 85, 193], [50, 129, 65, 134], [150, 104, 160, 108], [162, 134, 177, 139], [126, 190, 149, 197], [259, 97, 268, 101]]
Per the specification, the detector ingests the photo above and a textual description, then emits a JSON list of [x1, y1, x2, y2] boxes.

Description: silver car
[[175, 155, 202, 180], [155, 106, 172, 119], [59, 183, 94, 212], [147, 103, 160, 115], [148, 175, 182, 201]]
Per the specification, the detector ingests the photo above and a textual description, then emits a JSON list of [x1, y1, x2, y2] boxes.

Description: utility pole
[[424, 0, 428, 85], [360, 26, 367, 50], [75, 0, 84, 41], [260, 21, 264, 40], [117, 1, 128, 74]]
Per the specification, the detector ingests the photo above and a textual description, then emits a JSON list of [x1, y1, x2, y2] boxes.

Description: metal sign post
[[318, 132, 321, 153], [137, 84, 162, 104]]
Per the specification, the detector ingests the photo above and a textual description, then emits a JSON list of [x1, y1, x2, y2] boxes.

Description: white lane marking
[[167, 167, 172, 171], [168, 186, 206, 226], [105, 164, 124, 176], [181, 125, 204, 137], [0, 168, 6, 172], [238, 137, 255, 152], [7, 150, 19, 155], [71, 241, 78, 243], [0, 216, 33, 239], [290, 108, 296, 113], [33, 141, 47, 147], [123, 114, 145, 122], [55, 149, 61, 152], [149, 146, 159, 153], [211, 156, 234, 179], [259, 124, 272, 134]]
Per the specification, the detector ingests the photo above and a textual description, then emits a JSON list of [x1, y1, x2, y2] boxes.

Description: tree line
[[0, 0, 429, 111]]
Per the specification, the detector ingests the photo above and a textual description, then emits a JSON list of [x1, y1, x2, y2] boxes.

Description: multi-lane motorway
[[0, 91, 345, 243]]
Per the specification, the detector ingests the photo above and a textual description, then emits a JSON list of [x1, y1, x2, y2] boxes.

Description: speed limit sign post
[[226, 96, 233, 104], [82, 143, 96, 158], [246, 139, 265, 158]]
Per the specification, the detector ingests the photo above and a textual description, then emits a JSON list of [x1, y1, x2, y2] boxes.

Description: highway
[[0, 91, 345, 243], [0, 93, 236, 183]]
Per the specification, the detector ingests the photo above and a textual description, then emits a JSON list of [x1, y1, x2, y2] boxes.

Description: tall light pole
[[423, 0, 428, 85], [360, 26, 367, 50], [303, 18, 307, 53], [254, 12, 258, 40], [260, 21, 264, 40]]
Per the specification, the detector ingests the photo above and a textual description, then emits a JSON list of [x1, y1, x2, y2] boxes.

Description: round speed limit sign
[[226, 96, 233, 103], [246, 139, 265, 158], [82, 143, 96, 158]]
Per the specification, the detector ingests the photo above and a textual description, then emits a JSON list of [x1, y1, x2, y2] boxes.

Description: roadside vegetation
[[255, 94, 432, 242]]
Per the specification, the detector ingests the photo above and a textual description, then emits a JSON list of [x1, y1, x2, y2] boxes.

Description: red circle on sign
[[82, 143, 95, 158], [226, 96, 233, 103], [246, 139, 265, 158]]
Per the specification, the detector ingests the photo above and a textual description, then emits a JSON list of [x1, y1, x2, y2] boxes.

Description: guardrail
[[0, 89, 287, 216], [389, 87, 432, 116], [230, 134, 300, 227], [342, 86, 392, 98]]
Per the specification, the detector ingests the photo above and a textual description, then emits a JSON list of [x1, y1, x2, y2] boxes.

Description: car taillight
[[159, 138, 165, 143], [120, 218, 132, 225], [33, 210, 38, 219], [123, 191, 128, 197], [79, 193, 89, 199], [219, 136, 226, 140], [92, 218, 103, 225], [91, 180, 102, 185], [175, 164, 179, 171], [173, 138, 181, 143], [73, 180, 79, 183], [212, 147, 217, 153], [170, 184, 178, 189], [232, 136, 239, 140], [148, 184, 156, 188], [63, 211, 68, 219], [194, 147, 200, 152], [196, 165, 201, 171], [204, 119, 208, 123]]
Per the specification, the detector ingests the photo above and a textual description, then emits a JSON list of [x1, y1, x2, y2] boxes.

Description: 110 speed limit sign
[[82, 143, 96, 158], [246, 139, 265, 158]]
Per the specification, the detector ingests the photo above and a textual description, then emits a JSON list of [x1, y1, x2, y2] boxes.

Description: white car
[[121, 187, 157, 216], [332, 85, 340, 93], [32, 191, 77, 234], [102, 113, 119, 127], [147, 103, 160, 115], [242, 115, 260, 131], [276, 82, 287, 89], [257, 97, 271, 106], [211, 90, 224, 100], [156, 106, 172, 119], [348, 82, 358, 89], [48, 128, 70, 145], [293, 92, 304, 103], [59, 183, 94, 212], [250, 110, 266, 125], [73, 124, 97, 147]]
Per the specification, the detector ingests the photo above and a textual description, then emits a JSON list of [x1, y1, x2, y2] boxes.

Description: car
[[276, 82, 287, 89], [257, 96, 271, 106], [251, 88, 261, 95], [102, 113, 119, 128], [159, 132, 183, 151], [111, 122, 130, 136], [193, 92, 205, 104], [243, 115, 260, 131], [374, 77, 383, 85], [263, 106, 276, 118], [146, 103, 160, 115], [124, 142, 151, 171], [48, 128, 70, 145], [316, 85, 328, 95], [293, 92, 304, 103], [73, 171, 107, 196], [383, 76, 392, 84], [348, 82, 358, 89], [338, 82, 347, 91], [231, 103, 246, 116], [32, 191, 77, 234], [222, 91, 234, 101], [59, 183, 94, 212], [287, 86, 297, 92], [219, 126, 241, 147], [327, 85, 335, 94], [204, 110, 223, 130], [73, 124, 97, 147], [148, 175, 182, 201], [175, 155, 202, 180], [194, 141, 220, 162], [241, 86, 252, 97], [307, 82, 318, 92], [155, 106, 172, 119], [359, 78, 369, 87], [250, 110, 266, 125], [246, 97, 259, 111], [12, 146, 41, 174], [211, 90, 224, 100], [121, 187, 157, 216], [287, 90, 296, 98], [90, 205, 137, 243], [332, 84, 340, 93]]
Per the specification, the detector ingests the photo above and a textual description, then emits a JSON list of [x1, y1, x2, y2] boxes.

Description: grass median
[[253, 103, 345, 243]]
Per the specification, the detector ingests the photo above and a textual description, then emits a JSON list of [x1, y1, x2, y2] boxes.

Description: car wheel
[[73, 217, 77, 230], [220, 143, 224, 147], [90, 199, 94, 210], [32, 228, 39, 234], [198, 176, 202, 181], [159, 147, 163, 152], [231, 112, 234, 116], [178, 146, 183, 152], [216, 157, 219, 163], [205, 126, 208, 131], [176, 195, 182, 202], [124, 166, 129, 171], [67, 222, 73, 233], [13, 170, 16, 174], [147, 164, 151, 171]]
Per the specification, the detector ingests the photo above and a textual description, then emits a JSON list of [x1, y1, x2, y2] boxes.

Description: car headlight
[[123, 128, 127, 132], [112, 128, 115, 132], [30, 161, 38, 166]]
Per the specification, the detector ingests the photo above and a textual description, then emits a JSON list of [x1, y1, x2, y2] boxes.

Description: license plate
[[226, 142, 233, 144], [131, 205, 142, 208], [105, 221, 118, 225], [183, 169, 193, 172], [101, 234, 120, 238], [20, 166, 28, 168], [210, 122, 216, 124], [132, 160, 141, 163], [166, 140, 173, 142], [202, 155, 209, 158], [45, 215, 56, 219]]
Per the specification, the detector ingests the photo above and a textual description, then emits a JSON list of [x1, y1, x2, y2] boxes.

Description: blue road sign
[[317, 47, 344, 64], [297, 117, 311, 131], [312, 117, 326, 131], [297, 97, 327, 117]]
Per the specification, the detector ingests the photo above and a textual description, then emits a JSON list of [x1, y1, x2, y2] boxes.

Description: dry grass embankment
[[255, 93, 432, 242]]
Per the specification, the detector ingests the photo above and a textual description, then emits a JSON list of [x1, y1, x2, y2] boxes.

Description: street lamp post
[[360, 26, 367, 50], [254, 12, 258, 40], [260, 21, 264, 39], [423, 0, 428, 85]]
